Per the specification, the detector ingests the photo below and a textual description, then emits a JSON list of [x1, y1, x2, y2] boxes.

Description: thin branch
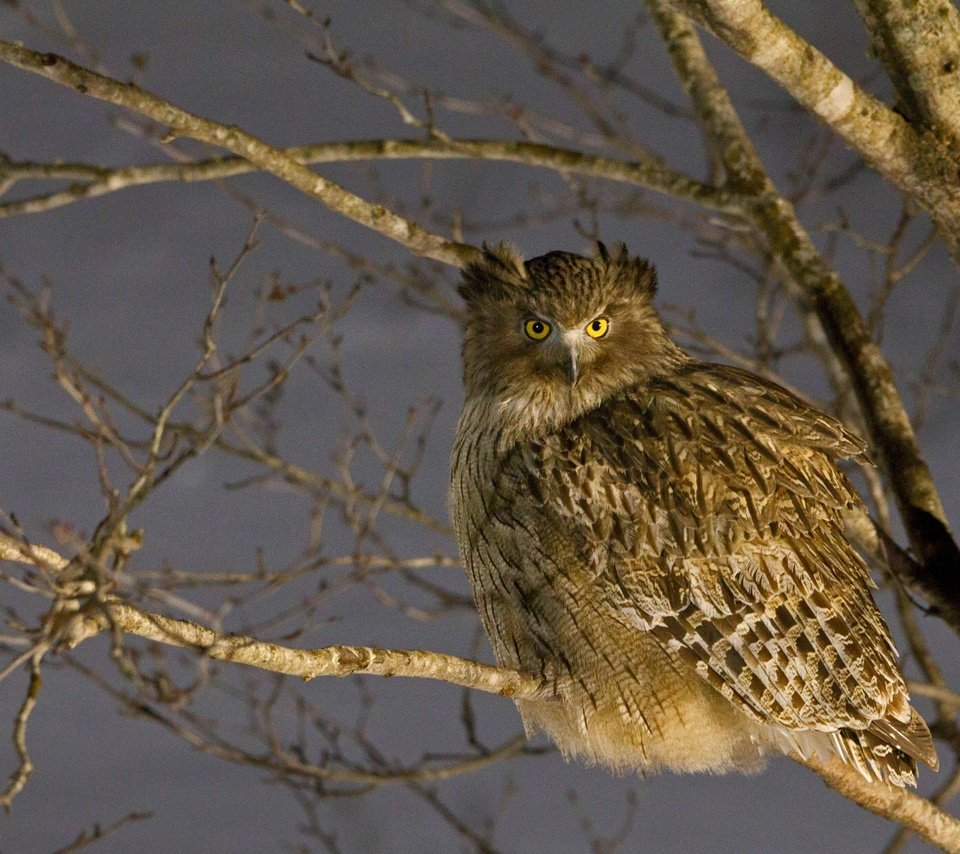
[[0, 535, 74, 573], [798, 754, 960, 853], [907, 681, 960, 710], [0, 40, 475, 266], [0, 652, 43, 811], [94, 602, 546, 699], [213, 435, 452, 535], [0, 532, 538, 697], [407, 781, 499, 854], [133, 554, 460, 588], [70, 654, 533, 789], [51, 811, 154, 854], [0, 139, 743, 220]]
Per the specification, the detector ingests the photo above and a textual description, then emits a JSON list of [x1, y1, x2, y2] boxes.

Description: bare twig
[[0, 652, 43, 811], [0, 40, 475, 266], [51, 811, 154, 854]]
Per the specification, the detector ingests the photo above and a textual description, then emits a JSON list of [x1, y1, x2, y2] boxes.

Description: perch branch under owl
[[3, 532, 960, 851], [0, 533, 546, 699]]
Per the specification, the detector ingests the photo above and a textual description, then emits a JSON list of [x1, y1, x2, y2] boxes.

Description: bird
[[450, 242, 937, 787]]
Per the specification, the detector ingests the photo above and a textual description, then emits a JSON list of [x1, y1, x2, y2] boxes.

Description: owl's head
[[458, 243, 681, 434]]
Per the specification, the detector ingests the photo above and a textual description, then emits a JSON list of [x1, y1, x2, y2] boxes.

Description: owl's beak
[[562, 347, 580, 386]]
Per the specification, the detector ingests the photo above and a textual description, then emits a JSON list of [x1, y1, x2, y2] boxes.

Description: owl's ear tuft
[[600, 244, 657, 299], [459, 242, 528, 306]]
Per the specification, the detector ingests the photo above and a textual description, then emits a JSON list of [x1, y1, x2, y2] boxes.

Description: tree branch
[[673, 0, 920, 173], [648, 0, 960, 630], [0, 532, 546, 700], [852, 0, 960, 143], [4, 530, 959, 846], [0, 139, 743, 220], [0, 40, 475, 267], [98, 603, 547, 700], [672, 0, 960, 265], [0, 652, 42, 811], [798, 754, 960, 854]]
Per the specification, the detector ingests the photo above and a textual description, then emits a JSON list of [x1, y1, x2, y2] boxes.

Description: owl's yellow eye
[[586, 317, 609, 339], [524, 318, 552, 341]]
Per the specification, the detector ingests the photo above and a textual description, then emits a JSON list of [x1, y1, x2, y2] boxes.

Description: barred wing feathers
[[508, 362, 936, 785]]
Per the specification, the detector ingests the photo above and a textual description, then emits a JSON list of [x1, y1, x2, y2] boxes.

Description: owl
[[450, 243, 937, 787]]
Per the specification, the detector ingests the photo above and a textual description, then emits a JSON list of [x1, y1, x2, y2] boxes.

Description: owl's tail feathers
[[830, 708, 938, 788]]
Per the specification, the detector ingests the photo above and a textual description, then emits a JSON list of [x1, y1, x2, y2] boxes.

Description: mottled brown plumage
[[451, 243, 937, 786]]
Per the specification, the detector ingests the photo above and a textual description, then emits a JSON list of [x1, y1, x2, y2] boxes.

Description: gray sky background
[[0, 2, 957, 852]]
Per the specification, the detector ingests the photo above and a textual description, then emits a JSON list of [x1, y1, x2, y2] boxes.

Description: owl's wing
[[512, 363, 918, 745]]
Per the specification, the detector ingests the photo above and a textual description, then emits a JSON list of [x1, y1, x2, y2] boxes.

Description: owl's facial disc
[[520, 311, 611, 389]]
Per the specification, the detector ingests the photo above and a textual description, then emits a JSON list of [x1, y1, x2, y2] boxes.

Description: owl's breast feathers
[[481, 361, 936, 784]]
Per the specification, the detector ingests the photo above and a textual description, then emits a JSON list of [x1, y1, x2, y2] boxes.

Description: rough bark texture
[[106, 603, 548, 699], [650, 0, 960, 629], [674, 0, 960, 266], [853, 0, 960, 143]]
